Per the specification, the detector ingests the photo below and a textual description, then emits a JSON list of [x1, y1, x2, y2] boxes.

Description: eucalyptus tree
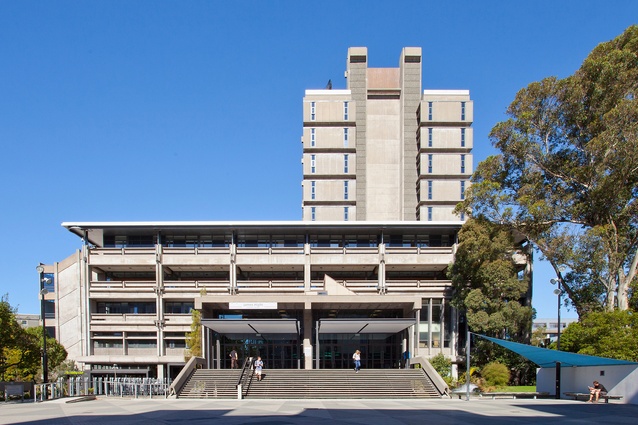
[[458, 26, 638, 315]]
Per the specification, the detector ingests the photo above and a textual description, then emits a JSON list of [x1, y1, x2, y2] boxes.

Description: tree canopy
[[560, 310, 638, 362], [458, 26, 638, 316], [448, 219, 533, 341], [0, 295, 67, 382]]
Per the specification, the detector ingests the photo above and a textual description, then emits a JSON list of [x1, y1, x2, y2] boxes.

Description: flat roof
[[62, 220, 464, 246]]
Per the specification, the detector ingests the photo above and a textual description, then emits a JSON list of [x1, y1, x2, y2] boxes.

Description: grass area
[[497, 386, 537, 392]]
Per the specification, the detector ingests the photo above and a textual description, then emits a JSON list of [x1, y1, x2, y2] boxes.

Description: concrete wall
[[537, 364, 638, 404]]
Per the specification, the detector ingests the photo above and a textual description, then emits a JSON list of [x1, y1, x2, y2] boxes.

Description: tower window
[[461, 128, 465, 147], [461, 102, 466, 121], [344, 181, 349, 200], [461, 154, 466, 174], [344, 154, 349, 173], [311, 154, 316, 174], [344, 128, 349, 147], [311, 181, 316, 200], [428, 102, 433, 120], [428, 128, 433, 147], [428, 181, 433, 200], [428, 154, 433, 174], [311, 128, 316, 147], [311, 102, 316, 121], [461, 181, 465, 200], [344, 101, 349, 120]]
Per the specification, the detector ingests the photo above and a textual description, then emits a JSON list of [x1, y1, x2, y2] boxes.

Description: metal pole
[[556, 282, 561, 351], [37, 266, 49, 385], [555, 361, 561, 399], [466, 328, 470, 401]]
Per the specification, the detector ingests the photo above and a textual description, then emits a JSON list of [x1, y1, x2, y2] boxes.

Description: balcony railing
[[90, 281, 156, 292], [163, 280, 230, 293], [90, 313, 156, 324], [236, 280, 305, 293]]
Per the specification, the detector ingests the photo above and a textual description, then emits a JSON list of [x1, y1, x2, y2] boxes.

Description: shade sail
[[318, 318, 415, 334], [477, 334, 637, 368]]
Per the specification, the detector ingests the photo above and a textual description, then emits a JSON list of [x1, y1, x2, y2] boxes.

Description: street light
[[550, 277, 562, 400], [36, 265, 48, 384], [550, 278, 562, 350]]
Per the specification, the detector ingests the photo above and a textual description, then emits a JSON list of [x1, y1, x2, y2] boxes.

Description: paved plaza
[[1, 397, 637, 425]]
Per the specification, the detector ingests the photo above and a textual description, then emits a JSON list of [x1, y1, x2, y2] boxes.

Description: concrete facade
[[40, 47, 490, 382], [302, 48, 472, 222], [43, 221, 468, 380]]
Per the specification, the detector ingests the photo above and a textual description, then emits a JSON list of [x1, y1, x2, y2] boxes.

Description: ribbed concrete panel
[[400, 48, 421, 221], [347, 48, 367, 221]]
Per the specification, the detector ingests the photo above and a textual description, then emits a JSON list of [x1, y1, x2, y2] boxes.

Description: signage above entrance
[[229, 302, 277, 310]]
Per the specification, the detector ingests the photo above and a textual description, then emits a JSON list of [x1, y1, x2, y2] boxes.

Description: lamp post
[[550, 277, 562, 399], [36, 265, 48, 384], [550, 278, 562, 350]]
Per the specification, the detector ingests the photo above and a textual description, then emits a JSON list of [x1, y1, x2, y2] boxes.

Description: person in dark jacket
[[588, 380, 607, 402]]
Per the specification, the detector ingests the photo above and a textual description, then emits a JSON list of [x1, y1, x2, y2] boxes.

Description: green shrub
[[481, 362, 510, 387], [429, 353, 452, 378]]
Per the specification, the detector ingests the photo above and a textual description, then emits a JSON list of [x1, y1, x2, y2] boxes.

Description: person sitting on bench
[[588, 380, 607, 402]]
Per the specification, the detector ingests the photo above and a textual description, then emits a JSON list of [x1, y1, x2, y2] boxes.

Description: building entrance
[[219, 337, 301, 369], [318, 334, 403, 369]]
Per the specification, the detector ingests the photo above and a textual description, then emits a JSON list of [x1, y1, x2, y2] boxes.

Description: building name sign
[[229, 302, 277, 310]]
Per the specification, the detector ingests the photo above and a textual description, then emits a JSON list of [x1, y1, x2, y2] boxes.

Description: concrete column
[[157, 364, 165, 381], [304, 242, 311, 291], [414, 309, 421, 358], [156, 244, 164, 357], [230, 240, 237, 294], [216, 338, 221, 369], [378, 243, 386, 294], [303, 307, 313, 369]]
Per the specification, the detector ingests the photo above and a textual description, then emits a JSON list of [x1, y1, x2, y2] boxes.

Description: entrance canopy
[[202, 319, 300, 336], [478, 334, 638, 368], [318, 318, 415, 334]]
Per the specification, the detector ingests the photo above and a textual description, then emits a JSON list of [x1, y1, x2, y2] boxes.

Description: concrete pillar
[[303, 307, 313, 369], [157, 364, 165, 381]]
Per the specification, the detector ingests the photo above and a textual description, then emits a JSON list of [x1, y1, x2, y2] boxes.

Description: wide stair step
[[179, 369, 241, 399], [179, 369, 441, 399]]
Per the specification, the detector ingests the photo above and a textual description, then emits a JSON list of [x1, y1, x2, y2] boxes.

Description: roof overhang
[[318, 318, 415, 334], [201, 318, 300, 336]]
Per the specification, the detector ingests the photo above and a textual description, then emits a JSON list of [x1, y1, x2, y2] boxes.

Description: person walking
[[352, 349, 361, 373], [254, 356, 264, 381], [230, 348, 238, 369]]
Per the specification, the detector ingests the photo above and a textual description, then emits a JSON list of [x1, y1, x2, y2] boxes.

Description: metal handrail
[[235, 357, 254, 399]]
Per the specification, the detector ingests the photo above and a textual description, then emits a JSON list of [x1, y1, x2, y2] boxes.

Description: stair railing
[[235, 356, 254, 399]]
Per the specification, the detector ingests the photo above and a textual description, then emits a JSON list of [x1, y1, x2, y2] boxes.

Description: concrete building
[[16, 313, 40, 329], [42, 220, 465, 380], [533, 317, 578, 344], [301, 47, 473, 222], [39, 48, 490, 381]]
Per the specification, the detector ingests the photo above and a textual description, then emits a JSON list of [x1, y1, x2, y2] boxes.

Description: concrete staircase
[[178, 369, 241, 398], [179, 368, 442, 399]]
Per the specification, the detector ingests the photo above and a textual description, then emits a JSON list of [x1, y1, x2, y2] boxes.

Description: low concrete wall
[[167, 356, 206, 397], [537, 364, 638, 404]]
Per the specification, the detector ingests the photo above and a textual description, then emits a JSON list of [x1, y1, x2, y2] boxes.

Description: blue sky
[[1, 1, 636, 319]]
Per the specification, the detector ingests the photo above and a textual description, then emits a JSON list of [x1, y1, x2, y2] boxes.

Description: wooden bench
[[480, 391, 549, 400], [564, 392, 623, 403]]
